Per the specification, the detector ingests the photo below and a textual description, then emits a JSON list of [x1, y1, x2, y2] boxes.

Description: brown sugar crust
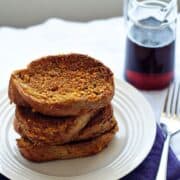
[[14, 104, 116, 145], [17, 125, 118, 162], [8, 53, 114, 116]]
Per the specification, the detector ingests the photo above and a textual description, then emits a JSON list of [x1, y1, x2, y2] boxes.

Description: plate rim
[[114, 79, 157, 178], [0, 79, 157, 180]]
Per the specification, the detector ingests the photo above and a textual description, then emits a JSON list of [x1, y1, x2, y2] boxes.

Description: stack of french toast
[[8, 53, 118, 162]]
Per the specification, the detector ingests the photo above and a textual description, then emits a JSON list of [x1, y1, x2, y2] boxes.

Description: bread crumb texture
[[14, 54, 114, 103]]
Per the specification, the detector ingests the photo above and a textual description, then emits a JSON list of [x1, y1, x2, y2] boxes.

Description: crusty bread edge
[[17, 125, 118, 162], [14, 105, 98, 145], [8, 53, 115, 116]]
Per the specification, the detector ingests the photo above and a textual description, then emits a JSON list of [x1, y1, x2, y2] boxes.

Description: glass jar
[[124, 0, 177, 90]]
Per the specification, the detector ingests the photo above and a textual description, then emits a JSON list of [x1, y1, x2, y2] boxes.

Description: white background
[[0, 0, 123, 27], [1, 0, 179, 27]]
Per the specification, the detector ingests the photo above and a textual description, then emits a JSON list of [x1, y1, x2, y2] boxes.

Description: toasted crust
[[9, 54, 114, 116], [14, 105, 116, 145], [17, 126, 118, 162], [14, 106, 98, 145]]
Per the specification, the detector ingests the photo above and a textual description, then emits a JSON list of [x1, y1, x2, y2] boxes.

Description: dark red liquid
[[124, 17, 175, 90]]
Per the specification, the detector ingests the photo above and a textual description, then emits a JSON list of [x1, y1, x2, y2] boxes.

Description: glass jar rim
[[132, 0, 177, 8], [129, 0, 177, 30]]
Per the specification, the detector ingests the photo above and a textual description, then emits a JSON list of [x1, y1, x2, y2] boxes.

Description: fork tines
[[163, 81, 180, 117]]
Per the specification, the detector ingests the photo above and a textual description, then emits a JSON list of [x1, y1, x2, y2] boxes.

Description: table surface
[[0, 16, 180, 169]]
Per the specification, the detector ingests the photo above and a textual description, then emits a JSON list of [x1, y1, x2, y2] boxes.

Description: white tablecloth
[[0, 16, 180, 159]]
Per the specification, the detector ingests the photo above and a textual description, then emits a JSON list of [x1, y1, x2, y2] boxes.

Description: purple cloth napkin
[[122, 126, 180, 180], [0, 174, 8, 180]]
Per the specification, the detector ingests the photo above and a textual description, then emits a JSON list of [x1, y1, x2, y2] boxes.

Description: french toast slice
[[14, 106, 97, 145], [14, 105, 116, 145], [17, 125, 118, 162], [9, 53, 114, 116]]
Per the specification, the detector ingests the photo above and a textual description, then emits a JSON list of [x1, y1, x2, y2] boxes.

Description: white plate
[[0, 79, 156, 180]]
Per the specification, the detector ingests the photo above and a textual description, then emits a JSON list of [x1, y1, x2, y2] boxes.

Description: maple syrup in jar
[[124, 0, 177, 90]]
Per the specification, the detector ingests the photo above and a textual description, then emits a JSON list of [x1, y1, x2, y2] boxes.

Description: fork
[[156, 82, 180, 180]]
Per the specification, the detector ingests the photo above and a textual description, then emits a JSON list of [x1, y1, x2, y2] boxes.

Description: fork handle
[[156, 134, 171, 180]]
